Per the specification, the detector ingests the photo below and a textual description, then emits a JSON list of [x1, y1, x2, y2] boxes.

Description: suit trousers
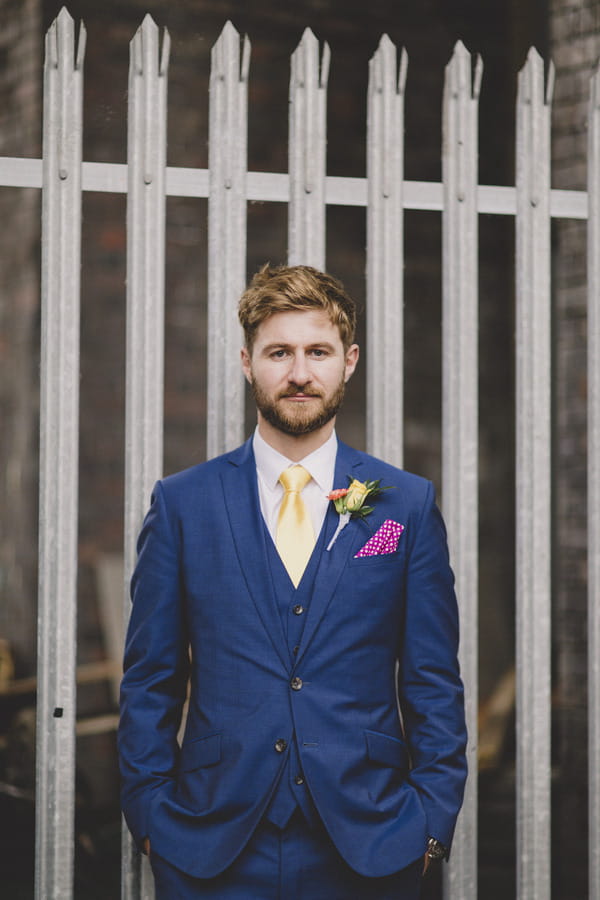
[[149, 810, 423, 900]]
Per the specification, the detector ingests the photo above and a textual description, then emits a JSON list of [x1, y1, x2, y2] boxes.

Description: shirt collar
[[252, 427, 338, 495]]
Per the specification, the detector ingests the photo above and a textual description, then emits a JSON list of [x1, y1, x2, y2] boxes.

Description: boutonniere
[[326, 477, 391, 551]]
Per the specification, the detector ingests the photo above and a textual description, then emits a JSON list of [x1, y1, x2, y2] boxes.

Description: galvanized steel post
[[515, 48, 553, 900], [288, 29, 329, 269], [589, 62, 600, 900], [36, 9, 85, 900], [207, 22, 250, 458], [121, 16, 169, 900], [366, 36, 407, 467], [442, 40, 482, 900]]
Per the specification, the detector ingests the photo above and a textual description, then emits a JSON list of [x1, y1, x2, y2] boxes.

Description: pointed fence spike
[[526, 45, 543, 65], [160, 28, 171, 78], [369, 41, 385, 94], [398, 47, 408, 94], [452, 38, 469, 58], [221, 19, 239, 39], [473, 54, 483, 99], [141, 12, 158, 29], [56, 5, 73, 26], [130, 27, 143, 76], [75, 22, 86, 71], [45, 20, 59, 68], [241, 34, 251, 83], [546, 60, 555, 105], [320, 41, 330, 88], [300, 26, 317, 43]]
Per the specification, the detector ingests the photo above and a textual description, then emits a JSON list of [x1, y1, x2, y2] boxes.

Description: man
[[118, 264, 467, 899]]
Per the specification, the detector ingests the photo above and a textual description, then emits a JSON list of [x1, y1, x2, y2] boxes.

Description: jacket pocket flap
[[365, 729, 408, 769], [180, 732, 221, 773]]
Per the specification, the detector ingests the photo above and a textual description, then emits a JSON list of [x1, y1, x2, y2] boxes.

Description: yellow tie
[[276, 465, 315, 587]]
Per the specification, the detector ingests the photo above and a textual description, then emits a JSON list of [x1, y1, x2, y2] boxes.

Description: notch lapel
[[294, 442, 366, 667], [221, 440, 290, 671]]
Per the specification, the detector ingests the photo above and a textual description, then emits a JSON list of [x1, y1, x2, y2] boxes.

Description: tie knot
[[279, 465, 312, 494]]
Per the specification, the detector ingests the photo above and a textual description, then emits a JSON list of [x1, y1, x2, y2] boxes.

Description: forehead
[[252, 309, 343, 348]]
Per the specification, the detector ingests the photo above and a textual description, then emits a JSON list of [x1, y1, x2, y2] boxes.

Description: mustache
[[278, 385, 322, 399]]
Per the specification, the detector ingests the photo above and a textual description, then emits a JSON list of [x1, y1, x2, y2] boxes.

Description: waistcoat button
[[274, 738, 288, 753]]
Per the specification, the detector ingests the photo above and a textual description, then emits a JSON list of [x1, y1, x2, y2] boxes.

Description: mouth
[[280, 392, 321, 402]]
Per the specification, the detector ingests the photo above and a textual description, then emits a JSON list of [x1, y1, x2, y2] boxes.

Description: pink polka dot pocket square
[[354, 519, 405, 558]]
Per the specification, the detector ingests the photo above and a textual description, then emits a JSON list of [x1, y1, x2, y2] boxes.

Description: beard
[[250, 376, 346, 436]]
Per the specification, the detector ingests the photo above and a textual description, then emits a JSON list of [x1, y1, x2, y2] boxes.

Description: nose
[[288, 352, 310, 386]]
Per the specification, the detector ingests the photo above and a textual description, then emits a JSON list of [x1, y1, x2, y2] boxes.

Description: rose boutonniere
[[326, 477, 390, 551]]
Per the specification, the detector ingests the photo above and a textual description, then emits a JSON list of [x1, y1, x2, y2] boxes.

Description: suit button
[[292, 604, 304, 615], [274, 739, 288, 753], [290, 677, 303, 691], [294, 774, 305, 785]]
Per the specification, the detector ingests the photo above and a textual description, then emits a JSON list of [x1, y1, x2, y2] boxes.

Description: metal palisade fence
[[1, 6, 599, 900]]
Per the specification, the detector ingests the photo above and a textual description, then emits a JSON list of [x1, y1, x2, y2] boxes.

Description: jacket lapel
[[294, 441, 367, 667], [220, 439, 290, 671]]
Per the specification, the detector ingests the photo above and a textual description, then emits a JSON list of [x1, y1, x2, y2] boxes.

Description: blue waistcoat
[[263, 517, 329, 827]]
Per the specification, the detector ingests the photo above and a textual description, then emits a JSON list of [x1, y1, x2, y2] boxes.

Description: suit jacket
[[118, 438, 467, 879]]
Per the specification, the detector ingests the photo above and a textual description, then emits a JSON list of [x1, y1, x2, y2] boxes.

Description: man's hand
[[423, 852, 430, 875]]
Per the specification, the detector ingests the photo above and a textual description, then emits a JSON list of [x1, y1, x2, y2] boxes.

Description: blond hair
[[238, 264, 357, 351]]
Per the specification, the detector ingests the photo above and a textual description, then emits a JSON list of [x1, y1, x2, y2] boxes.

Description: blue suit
[[118, 438, 467, 883]]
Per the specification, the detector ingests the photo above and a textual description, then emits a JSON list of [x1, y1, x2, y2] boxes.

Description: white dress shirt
[[252, 427, 338, 543]]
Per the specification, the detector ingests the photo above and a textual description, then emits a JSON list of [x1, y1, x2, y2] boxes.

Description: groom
[[118, 264, 467, 899]]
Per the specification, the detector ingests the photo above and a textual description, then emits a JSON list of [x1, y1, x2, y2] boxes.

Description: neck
[[256, 413, 335, 461]]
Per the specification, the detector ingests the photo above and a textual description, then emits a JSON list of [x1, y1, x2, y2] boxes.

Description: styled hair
[[238, 263, 357, 351]]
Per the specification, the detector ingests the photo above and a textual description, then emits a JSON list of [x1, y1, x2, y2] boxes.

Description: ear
[[240, 346, 253, 383], [344, 343, 359, 383]]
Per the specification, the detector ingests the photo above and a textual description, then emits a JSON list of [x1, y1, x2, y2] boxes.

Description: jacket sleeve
[[118, 480, 190, 848], [397, 480, 468, 850]]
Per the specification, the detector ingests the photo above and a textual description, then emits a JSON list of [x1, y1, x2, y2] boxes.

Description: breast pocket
[[348, 547, 404, 567]]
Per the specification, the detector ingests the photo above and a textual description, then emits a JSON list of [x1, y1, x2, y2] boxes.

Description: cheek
[[253, 367, 283, 394]]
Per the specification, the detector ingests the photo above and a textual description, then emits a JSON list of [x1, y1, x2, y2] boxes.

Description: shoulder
[[158, 439, 253, 500]]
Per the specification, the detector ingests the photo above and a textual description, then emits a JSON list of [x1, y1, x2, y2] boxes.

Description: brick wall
[[550, 2, 600, 896]]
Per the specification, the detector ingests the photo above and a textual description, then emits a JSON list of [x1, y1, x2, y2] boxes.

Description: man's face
[[241, 309, 359, 437]]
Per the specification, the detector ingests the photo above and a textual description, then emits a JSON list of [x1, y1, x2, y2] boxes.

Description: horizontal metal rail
[[0, 155, 588, 218]]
